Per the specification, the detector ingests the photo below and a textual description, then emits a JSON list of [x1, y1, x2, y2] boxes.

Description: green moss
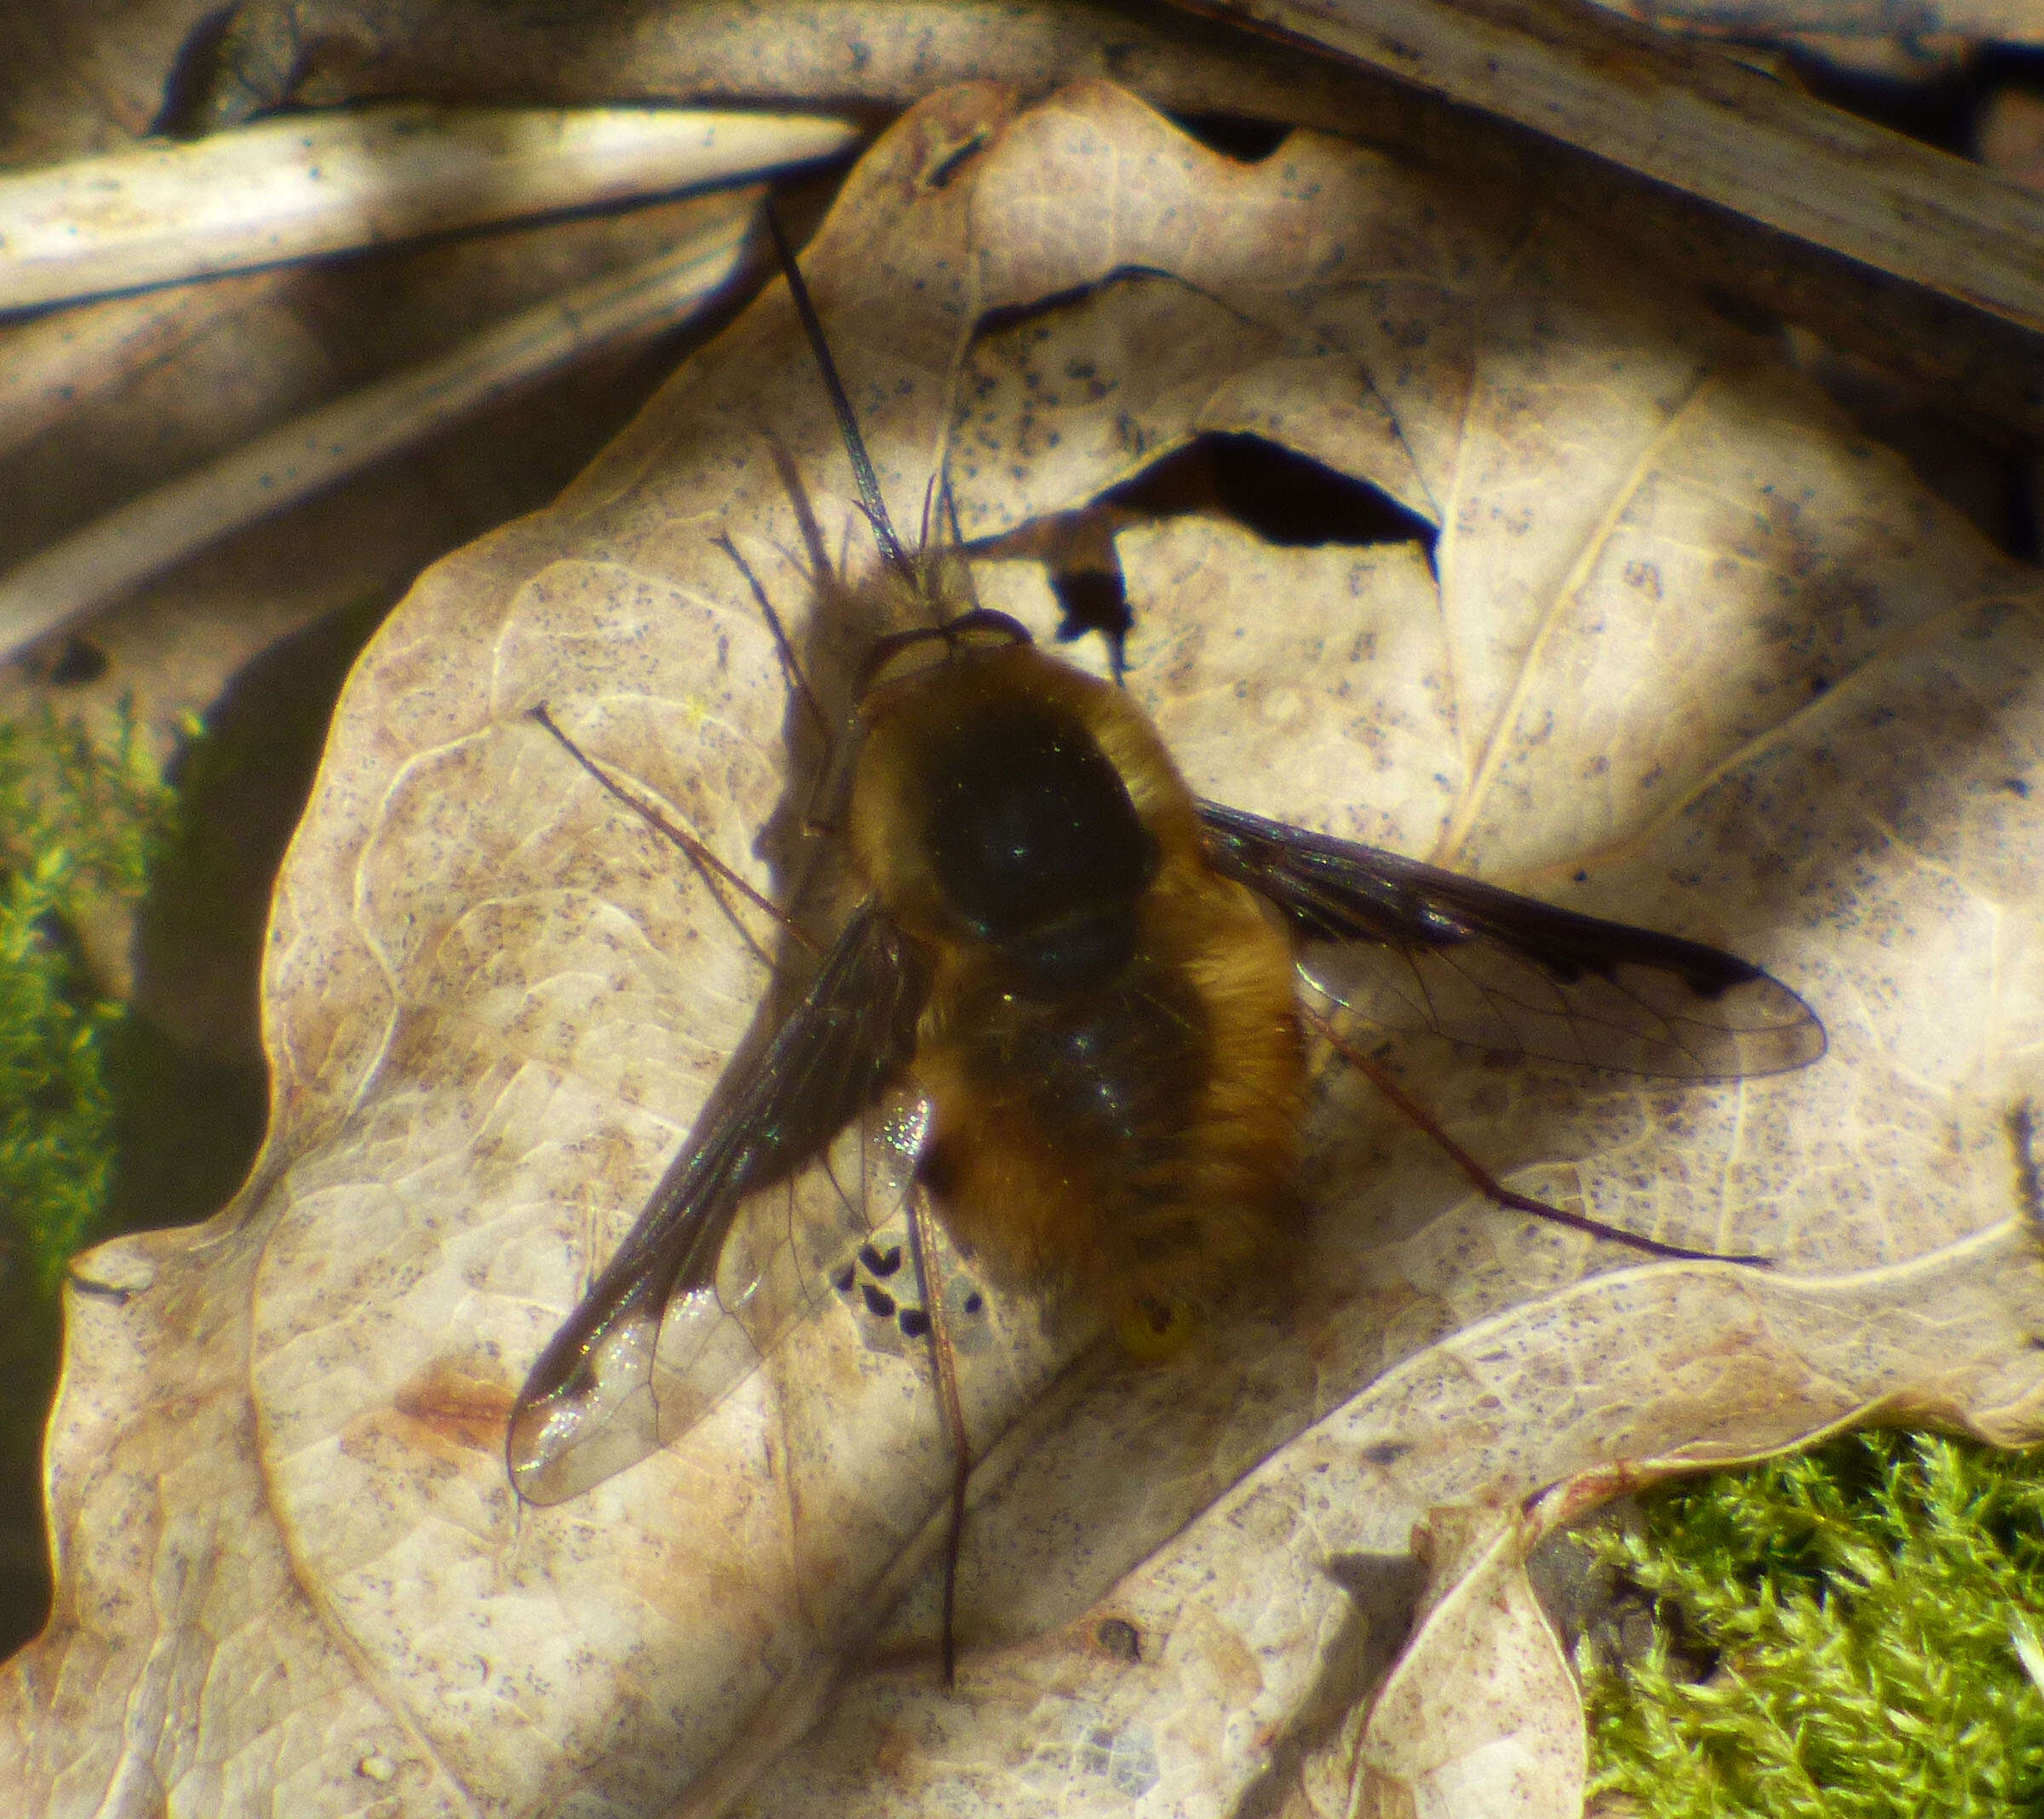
[[0, 602, 388, 1660], [0, 704, 180, 1294], [0, 701, 187, 1657], [1582, 1429, 2044, 1817]]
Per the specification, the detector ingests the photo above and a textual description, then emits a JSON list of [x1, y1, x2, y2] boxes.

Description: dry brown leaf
[[184, 0, 2044, 443], [10, 79, 2044, 1819]]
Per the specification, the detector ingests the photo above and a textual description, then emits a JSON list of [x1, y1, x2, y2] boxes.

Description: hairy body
[[852, 640, 1305, 1349]]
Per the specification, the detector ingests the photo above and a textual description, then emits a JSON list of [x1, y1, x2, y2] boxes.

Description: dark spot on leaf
[[46, 638, 108, 686], [1095, 1616, 1143, 1661]]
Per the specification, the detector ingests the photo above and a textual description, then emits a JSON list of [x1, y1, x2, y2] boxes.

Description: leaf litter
[[9, 78, 2044, 1819]]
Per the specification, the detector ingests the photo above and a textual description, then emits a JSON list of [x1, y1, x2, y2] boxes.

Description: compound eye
[[922, 708, 1155, 944]]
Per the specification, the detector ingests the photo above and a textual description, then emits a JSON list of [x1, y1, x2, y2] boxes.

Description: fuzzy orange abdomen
[[849, 638, 1308, 1343], [911, 859, 1306, 1340]]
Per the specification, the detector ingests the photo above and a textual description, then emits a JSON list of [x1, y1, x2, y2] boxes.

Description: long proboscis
[[766, 193, 979, 1684], [765, 204, 916, 584]]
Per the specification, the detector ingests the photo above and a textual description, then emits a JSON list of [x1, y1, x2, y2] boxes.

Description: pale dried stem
[[0, 187, 763, 658], [0, 276, 281, 465], [0, 103, 855, 312], [350, 0, 2044, 437], [1198, 0, 2044, 340]]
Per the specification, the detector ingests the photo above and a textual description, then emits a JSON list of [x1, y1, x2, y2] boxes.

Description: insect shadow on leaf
[[505, 186, 1827, 1686]]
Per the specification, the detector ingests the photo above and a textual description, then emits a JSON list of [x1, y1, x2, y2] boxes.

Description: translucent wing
[[508, 902, 932, 1505], [1197, 800, 1824, 1078]]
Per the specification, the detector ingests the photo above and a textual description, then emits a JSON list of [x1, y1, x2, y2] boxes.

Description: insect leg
[[1305, 1004, 1767, 1267], [715, 530, 830, 745], [527, 703, 817, 963], [737, 448, 868, 842], [905, 1182, 970, 1686], [764, 203, 914, 580]]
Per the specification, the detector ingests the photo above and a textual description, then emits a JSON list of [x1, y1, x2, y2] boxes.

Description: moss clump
[[1582, 1429, 2044, 1817], [0, 704, 179, 1293]]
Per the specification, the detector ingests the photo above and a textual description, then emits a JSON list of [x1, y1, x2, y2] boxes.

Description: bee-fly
[[506, 200, 1825, 1676]]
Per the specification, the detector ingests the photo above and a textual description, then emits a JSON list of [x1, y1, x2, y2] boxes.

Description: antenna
[[764, 204, 916, 582]]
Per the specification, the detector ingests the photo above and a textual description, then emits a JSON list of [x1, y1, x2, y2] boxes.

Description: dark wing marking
[[508, 902, 931, 1504], [1197, 800, 1824, 1078]]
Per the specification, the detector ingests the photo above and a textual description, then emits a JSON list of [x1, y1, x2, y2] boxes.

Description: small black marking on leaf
[[861, 1283, 896, 1318], [70, 1277, 131, 1304], [898, 1305, 930, 1340], [1096, 1616, 1143, 1661], [1052, 567, 1131, 663], [48, 637, 108, 686], [2009, 1101, 2042, 1234], [926, 133, 989, 191]]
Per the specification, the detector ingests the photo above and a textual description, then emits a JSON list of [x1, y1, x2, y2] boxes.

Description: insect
[[506, 203, 1826, 1666]]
